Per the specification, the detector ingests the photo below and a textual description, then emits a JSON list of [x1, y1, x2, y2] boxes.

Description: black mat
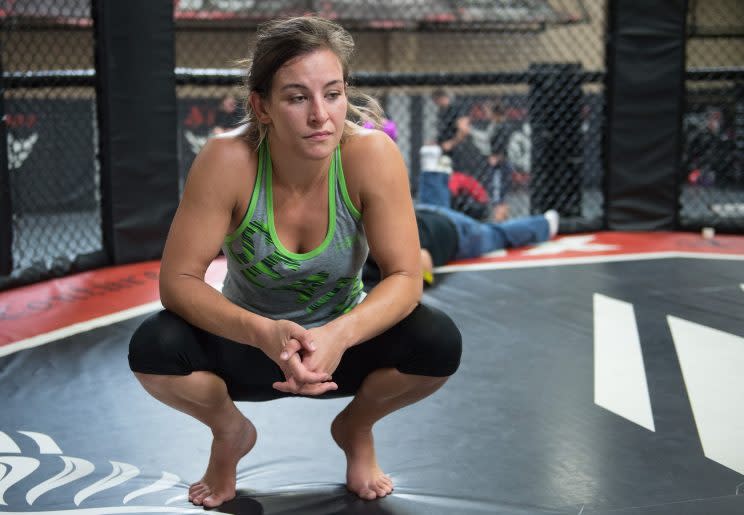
[[2, 257, 743, 514]]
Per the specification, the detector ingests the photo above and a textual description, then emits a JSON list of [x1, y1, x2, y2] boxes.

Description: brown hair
[[239, 16, 382, 149]]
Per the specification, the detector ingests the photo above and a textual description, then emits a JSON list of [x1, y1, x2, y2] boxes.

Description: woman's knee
[[398, 304, 462, 377], [128, 310, 207, 375]]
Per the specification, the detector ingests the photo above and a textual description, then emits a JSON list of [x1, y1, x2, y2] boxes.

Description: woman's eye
[[290, 96, 306, 103], [327, 91, 341, 99]]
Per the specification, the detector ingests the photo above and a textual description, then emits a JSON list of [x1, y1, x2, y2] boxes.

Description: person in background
[[365, 117, 559, 286], [485, 101, 514, 222], [685, 108, 735, 187], [414, 202, 558, 284], [431, 89, 460, 154], [431, 90, 492, 218], [128, 16, 461, 508]]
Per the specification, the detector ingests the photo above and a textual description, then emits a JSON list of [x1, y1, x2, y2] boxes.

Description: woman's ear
[[249, 91, 271, 124]]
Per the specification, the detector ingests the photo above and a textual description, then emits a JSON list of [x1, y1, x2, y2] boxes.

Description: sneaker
[[544, 209, 559, 238]]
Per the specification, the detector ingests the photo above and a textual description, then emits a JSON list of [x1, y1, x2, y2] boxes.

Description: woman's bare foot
[[331, 410, 393, 500], [189, 415, 257, 508]]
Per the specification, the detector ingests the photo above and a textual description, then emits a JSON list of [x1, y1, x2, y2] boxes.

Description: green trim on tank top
[[266, 144, 337, 260], [224, 140, 267, 245], [335, 146, 361, 221]]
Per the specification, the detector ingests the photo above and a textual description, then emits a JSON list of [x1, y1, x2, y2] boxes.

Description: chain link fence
[[1, 0, 103, 287], [174, 0, 606, 229], [4, 1, 744, 290], [681, 0, 744, 231]]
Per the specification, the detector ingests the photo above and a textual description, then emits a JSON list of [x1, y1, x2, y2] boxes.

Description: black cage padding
[[93, 0, 179, 265], [529, 63, 584, 217], [605, 0, 688, 230]]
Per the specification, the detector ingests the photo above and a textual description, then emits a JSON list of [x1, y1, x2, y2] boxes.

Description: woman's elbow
[[158, 276, 181, 312], [413, 275, 423, 300], [405, 272, 423, 308], [159, 285, 175, 311]]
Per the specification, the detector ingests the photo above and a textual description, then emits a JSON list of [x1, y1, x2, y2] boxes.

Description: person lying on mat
[[363, 202, 559, 287], [417, 204, 558, 285], [361, 118, 559, 286], [127, 16, 461, 509]]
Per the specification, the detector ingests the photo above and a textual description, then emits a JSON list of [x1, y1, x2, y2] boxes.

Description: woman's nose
[[309, 98, 328, 124]]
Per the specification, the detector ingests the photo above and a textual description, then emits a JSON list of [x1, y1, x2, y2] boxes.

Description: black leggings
[[128, 304, 461, 402]]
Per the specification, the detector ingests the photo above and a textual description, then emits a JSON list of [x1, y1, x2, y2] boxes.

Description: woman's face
[[260, 48, 348, 161]]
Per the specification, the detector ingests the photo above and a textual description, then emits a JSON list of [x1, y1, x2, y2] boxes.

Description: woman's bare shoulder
[[342, 127, 391, 157], [180, 127, 259, 222], [340, 127, 408, 210], [205, 126, 254, 166], [188, 129, 256, 186], [342, 128, 402, 177], [342, 128, 405, 177]]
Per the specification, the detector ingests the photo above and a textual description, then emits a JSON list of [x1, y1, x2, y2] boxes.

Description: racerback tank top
[[221, 140, 369, 328]]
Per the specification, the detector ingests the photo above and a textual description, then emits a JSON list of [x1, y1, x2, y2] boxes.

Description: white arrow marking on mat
[[668, 316, 744, 475], [123, 471, 181, 504], [19, 431, 63, 454], [74, 461, 140, 506], [524, 235, 619, 256], [0, 432, 21, 454], [0, 457, 40, 505], [593, 294, 655, 431], [26, 456, 95, 505], [164, 493, 189, 505]]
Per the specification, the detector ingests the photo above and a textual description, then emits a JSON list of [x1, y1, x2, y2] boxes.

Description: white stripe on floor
[[0, 301, 163, 359], [668, 316, 744, 475], [434, 251, 744, 274], [593, 294, 655, 431]]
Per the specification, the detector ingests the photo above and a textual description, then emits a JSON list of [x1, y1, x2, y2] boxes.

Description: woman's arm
[[325, 130, 423, 348], [158, 136, 326, 388], [159, 136, 272, 344]]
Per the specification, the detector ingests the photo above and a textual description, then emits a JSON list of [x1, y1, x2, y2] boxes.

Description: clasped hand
[[265, 320, 345, 396]]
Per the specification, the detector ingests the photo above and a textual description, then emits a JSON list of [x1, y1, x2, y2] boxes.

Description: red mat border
[[1, 231, 743, 348]]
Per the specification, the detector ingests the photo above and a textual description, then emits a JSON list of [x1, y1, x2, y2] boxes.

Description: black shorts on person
[[128, 304, 462, 402]]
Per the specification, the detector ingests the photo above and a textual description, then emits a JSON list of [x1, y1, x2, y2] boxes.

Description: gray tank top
[[221, 140, 369, 327]]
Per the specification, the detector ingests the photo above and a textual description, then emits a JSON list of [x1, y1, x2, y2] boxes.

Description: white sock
[[544, 209, 559, 238]]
